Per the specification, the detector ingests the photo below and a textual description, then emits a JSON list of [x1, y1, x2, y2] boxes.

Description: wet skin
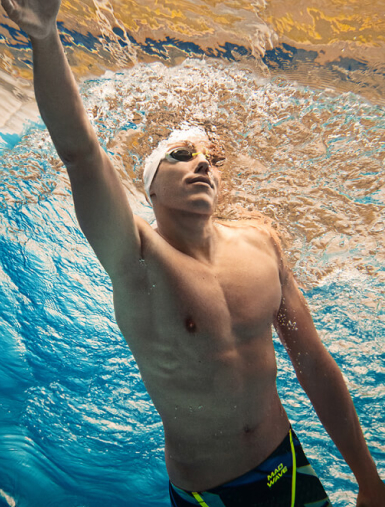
[[111, 141, 291, 490]]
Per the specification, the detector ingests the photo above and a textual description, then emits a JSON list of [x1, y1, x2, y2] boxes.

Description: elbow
[[46, 123, 101, 168], [60, 141, 103, 170], [294, 348, 340, 393]]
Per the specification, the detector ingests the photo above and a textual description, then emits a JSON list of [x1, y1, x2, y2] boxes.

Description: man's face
[[149, 139, 223, 215]]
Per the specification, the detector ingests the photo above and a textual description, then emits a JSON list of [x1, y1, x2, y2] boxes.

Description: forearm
[[31, 27, 98, 163], [298, 351, 379, 489]]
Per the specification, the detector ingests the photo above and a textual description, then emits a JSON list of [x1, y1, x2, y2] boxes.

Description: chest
[[140, 238, 282, 339]]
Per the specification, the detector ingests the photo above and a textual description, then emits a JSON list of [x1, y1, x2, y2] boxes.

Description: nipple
[[185, 317, 197, 333]]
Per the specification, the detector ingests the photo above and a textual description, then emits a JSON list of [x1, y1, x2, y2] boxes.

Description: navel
[[185, 317, 197, 333], [243, 424, 255, 435]]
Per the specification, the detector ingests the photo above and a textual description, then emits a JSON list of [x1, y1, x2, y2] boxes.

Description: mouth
[[189, 176, 214, 188]]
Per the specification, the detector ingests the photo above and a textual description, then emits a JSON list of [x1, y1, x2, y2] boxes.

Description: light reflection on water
[[0, 1, 384, 505]]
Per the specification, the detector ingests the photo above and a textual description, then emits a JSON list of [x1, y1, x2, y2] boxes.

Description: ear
[[148, 165, 161, 199], [144, 192, 152, 205]]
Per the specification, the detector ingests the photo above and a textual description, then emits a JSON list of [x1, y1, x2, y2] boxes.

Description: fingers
[[1, 0, 22, 25], [1, 0, 16, 15]]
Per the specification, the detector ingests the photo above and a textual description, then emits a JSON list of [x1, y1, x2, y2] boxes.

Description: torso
[[112, 220, 290, 491]]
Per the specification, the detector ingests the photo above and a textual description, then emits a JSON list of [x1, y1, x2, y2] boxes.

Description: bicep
[[274, 272, 330, 378], [66, 146, 142, 277]]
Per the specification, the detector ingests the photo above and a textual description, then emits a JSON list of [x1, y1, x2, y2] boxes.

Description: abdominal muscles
[[154, 332, 288, 490], [139, 326, 284, 464]]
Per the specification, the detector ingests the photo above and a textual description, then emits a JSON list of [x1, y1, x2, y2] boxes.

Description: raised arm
[[1, 0, 143, 279], [274, 259, 385, 506]]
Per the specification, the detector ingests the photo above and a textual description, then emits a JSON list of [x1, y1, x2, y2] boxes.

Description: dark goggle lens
[[169, 149, 195, 161], [211, 156, 226, 167], [168, 148, 225, 166]]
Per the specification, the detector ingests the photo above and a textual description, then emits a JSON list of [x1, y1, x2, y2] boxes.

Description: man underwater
[[2, 0, 385, 505]]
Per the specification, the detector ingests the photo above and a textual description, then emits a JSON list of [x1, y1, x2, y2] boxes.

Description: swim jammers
[[169, 429, 332, 507]]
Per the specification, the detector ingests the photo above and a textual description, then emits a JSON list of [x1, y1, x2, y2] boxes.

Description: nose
[[194, 154, 210, 174]]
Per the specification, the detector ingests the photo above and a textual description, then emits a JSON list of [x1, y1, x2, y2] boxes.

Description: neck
[[154, 208, 218, 264]]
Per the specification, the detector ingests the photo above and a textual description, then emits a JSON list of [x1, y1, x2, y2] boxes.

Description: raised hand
[[1, 0, 61, 39]]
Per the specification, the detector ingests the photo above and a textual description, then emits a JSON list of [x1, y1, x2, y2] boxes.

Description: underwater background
[[0, 0, 384, 505]]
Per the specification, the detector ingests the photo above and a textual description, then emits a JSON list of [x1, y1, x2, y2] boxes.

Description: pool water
[[0, 1, 384, 506]]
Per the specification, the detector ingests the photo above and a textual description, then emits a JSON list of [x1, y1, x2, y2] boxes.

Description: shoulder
[[216, 217, 279, 250], [216, 218, 290, 284]]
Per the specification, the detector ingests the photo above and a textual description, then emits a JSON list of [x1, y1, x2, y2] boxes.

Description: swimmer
[[2, 0, 385, 505]]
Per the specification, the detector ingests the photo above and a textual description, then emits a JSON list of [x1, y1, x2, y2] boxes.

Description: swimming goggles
[[164, 147, 225, 167]]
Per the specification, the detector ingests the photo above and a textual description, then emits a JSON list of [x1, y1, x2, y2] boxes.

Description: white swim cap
[[142, 126, 209, 201]]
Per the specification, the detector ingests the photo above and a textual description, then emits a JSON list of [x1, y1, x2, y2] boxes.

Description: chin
[[154, 192, 217, 215], [187, 195, 217, 214]]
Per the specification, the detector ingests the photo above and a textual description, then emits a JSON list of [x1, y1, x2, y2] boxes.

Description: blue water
[[0, 62, 384, 506], [0, 166, 168, 506]]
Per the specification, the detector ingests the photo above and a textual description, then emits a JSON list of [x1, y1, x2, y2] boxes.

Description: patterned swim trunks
[[169, 428, 332, 507]]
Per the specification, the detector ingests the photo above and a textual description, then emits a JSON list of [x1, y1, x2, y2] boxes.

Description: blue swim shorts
[[169, 428, 332, 507]]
